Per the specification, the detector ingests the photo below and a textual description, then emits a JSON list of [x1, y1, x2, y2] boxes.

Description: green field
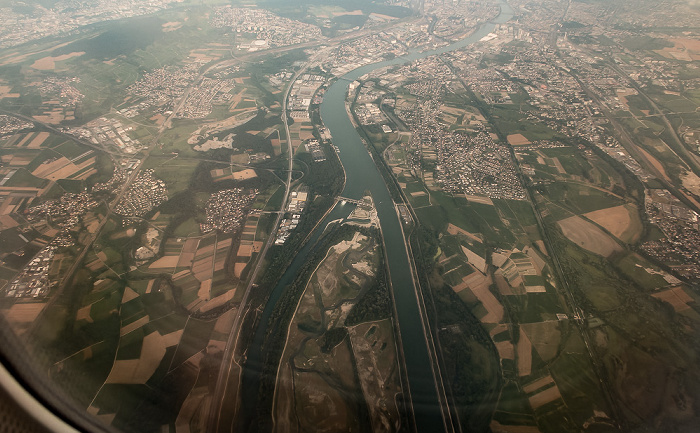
[[4, 168, 48, 188], [173, 217, 200, 237], [612, 252, 670, 291], [538, 182, 625, 215]]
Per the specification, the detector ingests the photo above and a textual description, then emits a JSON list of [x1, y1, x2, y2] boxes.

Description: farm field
[[2, 1, 700, 433], [557, 215, 623, 257]]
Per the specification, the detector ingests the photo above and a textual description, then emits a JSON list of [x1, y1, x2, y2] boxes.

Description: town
[[114, 169, 167, 217]]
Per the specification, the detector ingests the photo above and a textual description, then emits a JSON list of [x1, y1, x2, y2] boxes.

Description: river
[[236, 2, 513, 431]]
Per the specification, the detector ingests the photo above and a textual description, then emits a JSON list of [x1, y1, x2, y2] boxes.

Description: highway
[[570, 69, 700, 215], [206, 47, 329, 432], [607, 61, 700, 177], [8, 11, 446, 431], [441, 43, 626, 431], [0, 108, 129, 157], [3, 13, 424, 429], [205, 3, 518, 431]]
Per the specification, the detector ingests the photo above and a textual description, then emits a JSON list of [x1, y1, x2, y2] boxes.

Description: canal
[[236, 1, 513, 431]]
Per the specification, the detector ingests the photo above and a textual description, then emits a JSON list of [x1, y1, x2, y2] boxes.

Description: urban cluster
[[428, 0, 499, 41], [211, 7, 322, 50], [464, 0, 700, 283], [37, 77, 84, 107], [642, 189, 700, 282], [201, 188, 258, 234], [124, 64, 200, 116], [27, 192, 100, 230], [114, 169, 167, 217], [0, 115, 33, 136], [176, 77, 236, 118], [385, 57, 526, 200], [0, 0, 183, 48], [91, 164, 127, 194], [324, 33, 407, 76], [439, 131, 526, 199]]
